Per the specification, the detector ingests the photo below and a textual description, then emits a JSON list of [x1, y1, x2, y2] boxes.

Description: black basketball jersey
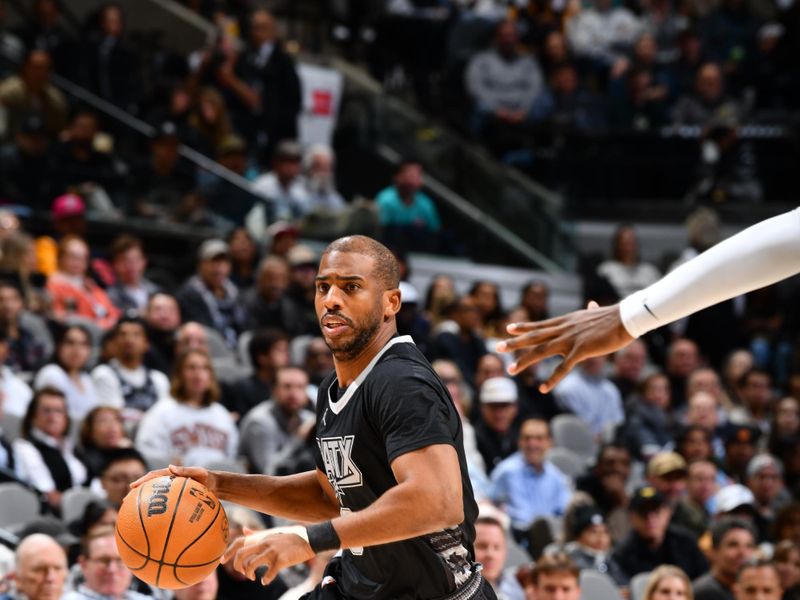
[[314, 336, 479, 600]]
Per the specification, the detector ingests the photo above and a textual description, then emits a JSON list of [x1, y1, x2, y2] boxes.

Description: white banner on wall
[[297, 63, 344, 147]]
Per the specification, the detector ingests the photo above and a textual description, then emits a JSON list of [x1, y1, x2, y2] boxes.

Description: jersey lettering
[[318, 435, 363, 501]]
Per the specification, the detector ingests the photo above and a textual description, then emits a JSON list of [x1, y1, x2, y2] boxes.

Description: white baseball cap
[[480, 377, 518, 404], [714, 484, 756, 515]]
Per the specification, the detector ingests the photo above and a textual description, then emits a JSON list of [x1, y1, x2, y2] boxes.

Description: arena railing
[[331, 57, 577, 272]]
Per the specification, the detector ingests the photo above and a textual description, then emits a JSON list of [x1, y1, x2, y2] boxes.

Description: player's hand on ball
[[222, 526, 315, 586], [130, 464, 217, 493]]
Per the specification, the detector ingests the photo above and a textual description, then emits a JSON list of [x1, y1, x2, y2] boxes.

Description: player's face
[[315, 251, 391, 362], [734, 566, 781, 600], [82, 536, 132, 598], [535, 572, 581, 600]]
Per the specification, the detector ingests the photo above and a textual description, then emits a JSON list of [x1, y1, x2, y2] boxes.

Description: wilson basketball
[[115, 476, 229, 589]]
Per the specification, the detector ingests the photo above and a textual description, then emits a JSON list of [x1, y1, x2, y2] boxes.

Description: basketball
[[115, 476, 229, 589]]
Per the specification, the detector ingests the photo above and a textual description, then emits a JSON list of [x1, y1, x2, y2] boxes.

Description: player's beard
[[324, 302, 383, 362]]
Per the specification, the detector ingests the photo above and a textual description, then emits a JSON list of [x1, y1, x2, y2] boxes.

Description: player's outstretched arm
[[496, 302, 632, 393], [498, 208, 800, 392], [222, 444, 464, 585], [131, 465, 340, 523]]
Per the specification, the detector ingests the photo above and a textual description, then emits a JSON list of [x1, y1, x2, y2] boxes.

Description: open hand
[[221, 526, 315, 586], [495, 302, 633, 392]]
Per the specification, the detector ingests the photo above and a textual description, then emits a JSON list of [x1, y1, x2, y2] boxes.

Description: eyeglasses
[[88, 557, 126, 568], [103, 472, 146, 484]]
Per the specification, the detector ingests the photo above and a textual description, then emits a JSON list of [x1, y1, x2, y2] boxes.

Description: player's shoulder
[[373, 342, 439, 384]]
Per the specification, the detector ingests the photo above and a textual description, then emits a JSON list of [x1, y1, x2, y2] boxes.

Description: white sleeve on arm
[[620, 208, 800, 338]]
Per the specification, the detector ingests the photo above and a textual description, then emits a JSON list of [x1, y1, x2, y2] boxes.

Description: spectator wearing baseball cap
[[475, 376, 520, 473], [247, 140, 309, 241], [746, 455, 788, 542], [558, 504, 628, 586], [613, 485, 709, 580], [264, 221, 298, 258], [746, 454, 791, 523], [129, 120, 197, 221], [647, 451, 689, 507], [490, 418, 571, 543], [721, 424, 761, 483], [174, 239, 247, 348], [284, 244, 322, 336], [33, 193, 88, 278]]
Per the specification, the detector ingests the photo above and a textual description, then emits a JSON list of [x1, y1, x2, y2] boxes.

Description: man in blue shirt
[[375, 159, 441, 251], [490, 418, 572, 542]]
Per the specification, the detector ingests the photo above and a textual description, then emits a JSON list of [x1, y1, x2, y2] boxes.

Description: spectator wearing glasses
[[64, 525, 149, 600], [95, 448, 147, 509], [13, 387, 88, 513]]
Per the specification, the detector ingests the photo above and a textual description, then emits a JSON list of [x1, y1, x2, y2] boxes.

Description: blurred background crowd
[[0, 0, 799, 600]]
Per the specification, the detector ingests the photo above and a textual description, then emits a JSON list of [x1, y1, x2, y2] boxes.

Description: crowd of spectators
[[0, 201, 798, 599], [373, 0, 800, 133], [1, 1, 800, 600], [363, 0, 800, 202]]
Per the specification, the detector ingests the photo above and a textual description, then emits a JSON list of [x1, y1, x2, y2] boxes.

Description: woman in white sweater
[[135, 349, 238, 467]]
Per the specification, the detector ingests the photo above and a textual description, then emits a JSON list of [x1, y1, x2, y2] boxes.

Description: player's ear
[[384, 287, 401, 317]]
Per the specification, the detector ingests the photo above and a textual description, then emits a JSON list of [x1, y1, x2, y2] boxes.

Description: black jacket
[[613, 524, 709, 580]]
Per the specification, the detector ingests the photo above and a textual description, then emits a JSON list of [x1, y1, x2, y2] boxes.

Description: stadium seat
[[1, 414, 22, 442], [290, 335, 313, 366], [203, 326, 235, 361], [237, 330, 254, 368], [546, 447, 586, 479], [579, 570, 623, 600], [0, 483, 40, 528], [551, 415, 596, 463], [61, 487, 103, 524], [212, 357, 251, 383], [630, 571, 652, 600]]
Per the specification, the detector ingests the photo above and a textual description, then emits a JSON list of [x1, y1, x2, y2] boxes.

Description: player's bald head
[[321, 236, 400, 291]]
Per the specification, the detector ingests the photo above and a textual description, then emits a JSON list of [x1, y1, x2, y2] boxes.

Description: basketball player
[[497, 208, 800, 392], [133, 236, 494, 599]]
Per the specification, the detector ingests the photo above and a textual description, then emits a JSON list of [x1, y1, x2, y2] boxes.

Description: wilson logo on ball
[[147, 479, 173, 516]]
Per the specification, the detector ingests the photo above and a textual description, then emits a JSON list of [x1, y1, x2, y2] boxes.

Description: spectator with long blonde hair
[[643, 565, 694, 600]]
